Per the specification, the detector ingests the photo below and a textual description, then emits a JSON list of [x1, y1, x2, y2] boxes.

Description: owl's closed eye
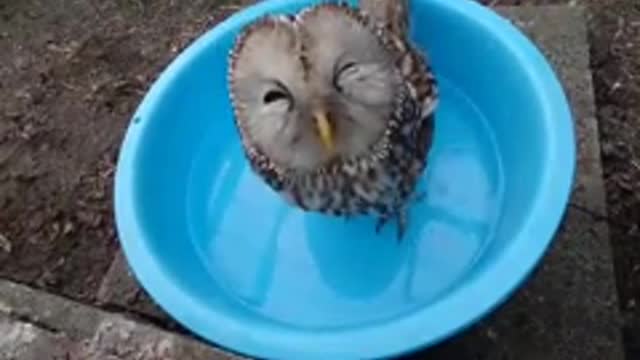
[[229, 5, 402, 171]]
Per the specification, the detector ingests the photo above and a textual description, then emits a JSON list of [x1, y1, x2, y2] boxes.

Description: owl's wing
[[400, 41, 438, 119], [360, 0, 437, 119], [358, 0, 409, 38]]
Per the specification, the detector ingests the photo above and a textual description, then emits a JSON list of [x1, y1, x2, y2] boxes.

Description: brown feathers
[[227, 1, 438, 239]]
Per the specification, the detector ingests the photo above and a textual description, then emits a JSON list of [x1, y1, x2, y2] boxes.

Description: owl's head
[[229, 4, 402, 173]]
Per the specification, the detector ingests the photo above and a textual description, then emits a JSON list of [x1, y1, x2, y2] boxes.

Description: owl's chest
[[279, 113, 433, 216], [281, 161, 402, 217]]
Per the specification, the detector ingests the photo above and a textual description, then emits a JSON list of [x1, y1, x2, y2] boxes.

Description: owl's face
[[229, 5, 402, 172]]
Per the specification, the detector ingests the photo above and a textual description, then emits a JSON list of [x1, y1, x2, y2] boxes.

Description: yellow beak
[[314, 111, 335, 153]]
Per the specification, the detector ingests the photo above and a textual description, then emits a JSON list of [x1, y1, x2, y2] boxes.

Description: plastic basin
[[114, 0, 576, 358]]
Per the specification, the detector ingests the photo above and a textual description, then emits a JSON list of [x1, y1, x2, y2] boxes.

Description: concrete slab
[[94, 4, 623, 360], [97, 250, 172, 322], [0, 313, 73, 360], [0, 279, 243, 360]]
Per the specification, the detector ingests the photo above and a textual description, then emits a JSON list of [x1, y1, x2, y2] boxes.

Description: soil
[[0, 0, 638, 357], [588, 2, 640, 356], [0, 0, 250, 301]]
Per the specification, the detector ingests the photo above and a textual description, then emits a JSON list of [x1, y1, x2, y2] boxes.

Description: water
[[186, 78, 504, 329]]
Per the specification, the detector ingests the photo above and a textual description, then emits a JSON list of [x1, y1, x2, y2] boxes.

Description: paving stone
[[75, 317, 242, 360], [94, 5, 623, 360], [0, 313, 73, 360], [0, 279, 104, 340], [0, 279, 242, 360]]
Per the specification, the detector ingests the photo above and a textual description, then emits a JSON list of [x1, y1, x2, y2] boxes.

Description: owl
[[227, 1, 438, 240]]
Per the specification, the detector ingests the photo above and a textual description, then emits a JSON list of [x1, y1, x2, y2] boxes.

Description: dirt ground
[[0, 0, 638, 357], [0, 0, 249, 300], [584, 1, 640, 357]]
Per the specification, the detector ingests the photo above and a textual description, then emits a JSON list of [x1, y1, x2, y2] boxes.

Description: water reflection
[[304, 213, 408, 300]]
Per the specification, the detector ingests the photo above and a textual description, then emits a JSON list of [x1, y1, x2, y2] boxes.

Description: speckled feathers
[[227, 2, 438, 238]]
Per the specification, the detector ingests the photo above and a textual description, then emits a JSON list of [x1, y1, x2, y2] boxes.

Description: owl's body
[[228, 1, 438, 238]]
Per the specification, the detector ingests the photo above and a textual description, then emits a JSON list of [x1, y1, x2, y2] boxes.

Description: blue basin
[[114, 0, 576, 358]]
